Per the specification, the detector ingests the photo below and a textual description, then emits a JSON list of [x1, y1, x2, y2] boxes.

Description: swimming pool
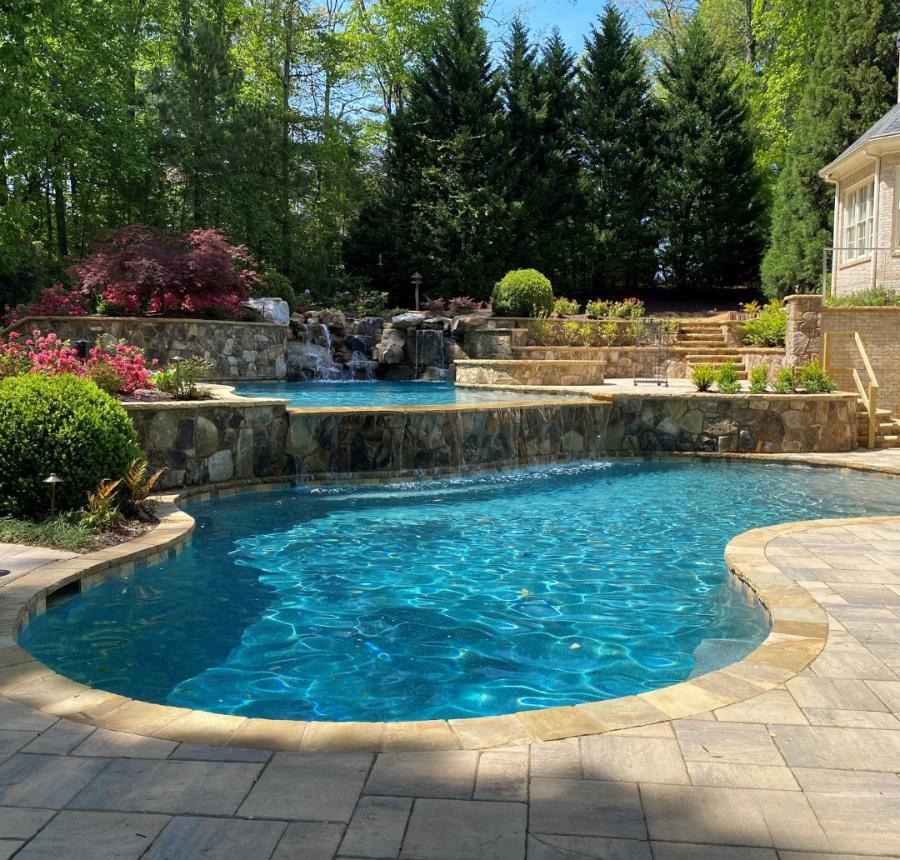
[[19, 459, 900, 722], [231, 380, 572, 408]]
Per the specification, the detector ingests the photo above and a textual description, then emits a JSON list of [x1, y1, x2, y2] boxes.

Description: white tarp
[[243, 297, 290, 325]]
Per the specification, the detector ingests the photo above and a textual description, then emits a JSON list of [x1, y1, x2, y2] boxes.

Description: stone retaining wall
[[125, 400, 289, 489], [16, 315, 288, 380], [605, 392, 856, 454], [454, 359, 606, 386]]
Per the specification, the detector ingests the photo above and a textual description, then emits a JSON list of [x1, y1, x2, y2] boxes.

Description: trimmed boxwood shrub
[[491, 269, 554, 317], [0, 374, 141, 518]]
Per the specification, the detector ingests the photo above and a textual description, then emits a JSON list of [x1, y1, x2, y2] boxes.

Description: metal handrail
[[823, 330, 880, 448]]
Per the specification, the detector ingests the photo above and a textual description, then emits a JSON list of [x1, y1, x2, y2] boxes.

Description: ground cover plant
[[742, 299, 787, 347]]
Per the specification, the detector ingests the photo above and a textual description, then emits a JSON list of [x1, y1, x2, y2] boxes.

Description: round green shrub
[[491, 269, 554, 317], [254, 269, 297, 312], [0, 374, 141, 518]]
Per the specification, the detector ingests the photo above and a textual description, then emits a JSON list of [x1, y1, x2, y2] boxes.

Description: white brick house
[[820, 103, 900, 296]]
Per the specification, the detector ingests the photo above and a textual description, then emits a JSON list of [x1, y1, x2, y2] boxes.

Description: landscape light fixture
[[411, 272, 423, 311], [75, 339, 90, 360], [43, 473, 63, 517]]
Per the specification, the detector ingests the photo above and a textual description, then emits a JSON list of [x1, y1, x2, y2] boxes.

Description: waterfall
[[350, 350, 375, 381], [414, 329, 446, 379]]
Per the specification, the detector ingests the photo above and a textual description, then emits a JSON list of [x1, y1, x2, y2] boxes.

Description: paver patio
[[1, 466, 900, 857]]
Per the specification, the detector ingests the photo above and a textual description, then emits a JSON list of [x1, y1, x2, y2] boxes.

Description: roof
[[821, 103, 900, 178]]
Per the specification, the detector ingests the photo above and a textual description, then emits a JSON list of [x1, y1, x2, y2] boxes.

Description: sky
[[484, 0, 632, 52]]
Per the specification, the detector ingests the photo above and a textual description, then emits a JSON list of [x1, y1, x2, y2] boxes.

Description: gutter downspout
[[870, 150, 882, 290]]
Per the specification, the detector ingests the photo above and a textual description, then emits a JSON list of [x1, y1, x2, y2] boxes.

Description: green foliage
[[0, 514, 95, 552], [0, 374, 141, 519], [585, 300, 610, 318], [742, 299, 787, 346], [656, 18, 766, 290], [561, 320, 582, 345], [491, 269, 555, 317], [798, 359, 836, 393], [154, 356, 211, 400], [749, 363, 769, 393], [827, 286, 900, 307], [716, 361, 741, 393], [773, 366, 797, 393], [761, 0, 898, 297], [691, 363, 717, 391], [579, 4, 658, 292], [255, 270, 297, 312], [529, 316, 556, 345], [553, 297, 580, 316]]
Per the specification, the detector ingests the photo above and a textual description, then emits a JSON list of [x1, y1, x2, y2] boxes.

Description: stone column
[[785, 294, 824, 367]]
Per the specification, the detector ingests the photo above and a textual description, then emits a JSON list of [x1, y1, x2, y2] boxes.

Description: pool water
[[20, 460, 900, 721], [232, 380, 569, 408]]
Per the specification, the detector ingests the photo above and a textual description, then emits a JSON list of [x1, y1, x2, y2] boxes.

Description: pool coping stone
[[0, 452, 897, 751]]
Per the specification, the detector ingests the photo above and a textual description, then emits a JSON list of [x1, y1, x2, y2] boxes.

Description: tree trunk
[[281, 0, 294, 271], [53, 179, 68, 258]]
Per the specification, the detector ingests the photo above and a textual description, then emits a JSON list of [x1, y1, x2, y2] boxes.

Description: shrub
[[530, 316, 556, 345], [599, 320, 620, 345], [773, 366, 796, 393], [69, 224, 259, 317], [0, 374, 141, 518], [827, 286, 900, 307], [742, 300, 761, 315], [3, 285, 89, 327], [255, 270, 297, 312], [491, 269, 554, 317], [585, 299, 610, 318], [448, 296, 479, 316], [0, 513, 95, 551], [330, 287, 390, 317], [579, 323, 596, 347], [154, 356, 211, 399], [717, 362, 741, 394], [421, 297, 447, 314], [0, 332, 30, 378], [742, 299, 787, 347], [748, 364, 769, 394], [553, 297, 580, 316], [561, 320, 581, 345], [691, 363, 716, 391], [798, 360, 836, 393]]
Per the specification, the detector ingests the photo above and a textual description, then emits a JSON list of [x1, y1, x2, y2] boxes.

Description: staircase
[[857, 404, 900, 449], [676, 322, 748, 380]]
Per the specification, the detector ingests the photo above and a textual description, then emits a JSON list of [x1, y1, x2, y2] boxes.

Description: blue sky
[[484, 0, 626, 52]]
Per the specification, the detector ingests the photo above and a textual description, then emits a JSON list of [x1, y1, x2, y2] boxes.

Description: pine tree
[[386, 0, 509, 298], [578, 4, 657, 294], [656, 17, 765, 291], [761, 0, 899, 297]]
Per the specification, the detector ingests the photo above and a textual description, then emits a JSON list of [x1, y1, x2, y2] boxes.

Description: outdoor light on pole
[[43, 473, 63, 517], [411, 272, 423, 311]]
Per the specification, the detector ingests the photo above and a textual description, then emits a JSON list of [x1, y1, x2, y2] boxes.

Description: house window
[[844, 180, 875, 262]]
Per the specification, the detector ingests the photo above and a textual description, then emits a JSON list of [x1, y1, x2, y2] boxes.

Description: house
[[820, 99, 900, 296]]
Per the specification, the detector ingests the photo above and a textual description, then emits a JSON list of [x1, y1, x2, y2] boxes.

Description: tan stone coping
[[1, 460, 895, 752]]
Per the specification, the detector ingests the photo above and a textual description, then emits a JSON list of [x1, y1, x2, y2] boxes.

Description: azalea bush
[[3, 285, 89, 327], [0, 329, 156, 394], [69, 224, 259, 317]]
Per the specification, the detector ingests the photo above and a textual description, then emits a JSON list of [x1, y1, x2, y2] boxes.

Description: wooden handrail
[[822, 330, 879, 449]]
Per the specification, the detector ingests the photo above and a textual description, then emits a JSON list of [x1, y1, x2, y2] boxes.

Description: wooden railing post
[[868, 383, 878, 450]]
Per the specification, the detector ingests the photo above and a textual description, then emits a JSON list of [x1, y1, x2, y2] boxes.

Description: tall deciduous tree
[[656, 17, 765, 290], [761, 0, 899, 297], [578, 4, 657, 293], [387, 0, 509, 297]]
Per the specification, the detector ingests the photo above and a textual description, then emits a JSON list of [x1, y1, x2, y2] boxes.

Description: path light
[[75, 339, 90, 360], [411, 272, 423, 311], [43, 473, 63, 518]]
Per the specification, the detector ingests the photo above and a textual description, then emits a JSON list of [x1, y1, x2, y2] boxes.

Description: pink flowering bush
[[69, 225, 259, 317], [0, 329, 156, 394], [3, 286, 89, 327]]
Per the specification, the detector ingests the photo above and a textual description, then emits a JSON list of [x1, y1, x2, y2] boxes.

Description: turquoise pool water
[[20, 460, 900, 721], [232, 380, 569, 408]]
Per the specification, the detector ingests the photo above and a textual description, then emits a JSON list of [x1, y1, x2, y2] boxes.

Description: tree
[[656, 17, 765, 290], [386, 0, 509, 297], [578, 4, 658, 294], [761, 0, 899, 297]]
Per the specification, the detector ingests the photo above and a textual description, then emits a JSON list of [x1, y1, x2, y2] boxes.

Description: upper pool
[[230, 380, 571, 408], [19, 460, 900, 722]]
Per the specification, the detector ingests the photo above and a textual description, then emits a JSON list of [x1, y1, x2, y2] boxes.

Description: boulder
[[391, 312, 427, 329], [356, 317, 385, 338], [450, 314, 488, 336]]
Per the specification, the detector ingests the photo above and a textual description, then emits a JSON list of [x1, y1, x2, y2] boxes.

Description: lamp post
[[43, 473, 63, 518], [411, 272, 423, 311], [75, 339, 90, 360]]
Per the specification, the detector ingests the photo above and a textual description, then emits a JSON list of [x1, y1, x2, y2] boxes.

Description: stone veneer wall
[[605, 392, 856, 454], [785, 295, 900, 415], [125, 400, 289, 489], [286, 402, 611, 479], [16, 315, 288, 380], [454, 360, 606, 386]]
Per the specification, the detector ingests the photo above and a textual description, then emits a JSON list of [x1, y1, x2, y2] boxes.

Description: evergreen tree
[[578, 4, 657, 294], [656, 17, 765, 290], [761, 0, 899, 297], [535, 31, 584, 296], [386, 0, 509, 298]]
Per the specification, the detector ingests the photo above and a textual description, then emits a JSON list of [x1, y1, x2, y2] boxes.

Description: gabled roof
[[820, 103, 900, 179]]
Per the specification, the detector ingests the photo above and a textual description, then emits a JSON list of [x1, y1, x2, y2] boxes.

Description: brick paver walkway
[[1, 520, 899, 858]]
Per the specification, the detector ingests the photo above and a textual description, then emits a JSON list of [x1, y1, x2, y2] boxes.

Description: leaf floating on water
[[569, 643, 581, 650]]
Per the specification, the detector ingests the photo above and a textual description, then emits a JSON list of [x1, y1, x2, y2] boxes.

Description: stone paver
[[2, 491, 900, 857]]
